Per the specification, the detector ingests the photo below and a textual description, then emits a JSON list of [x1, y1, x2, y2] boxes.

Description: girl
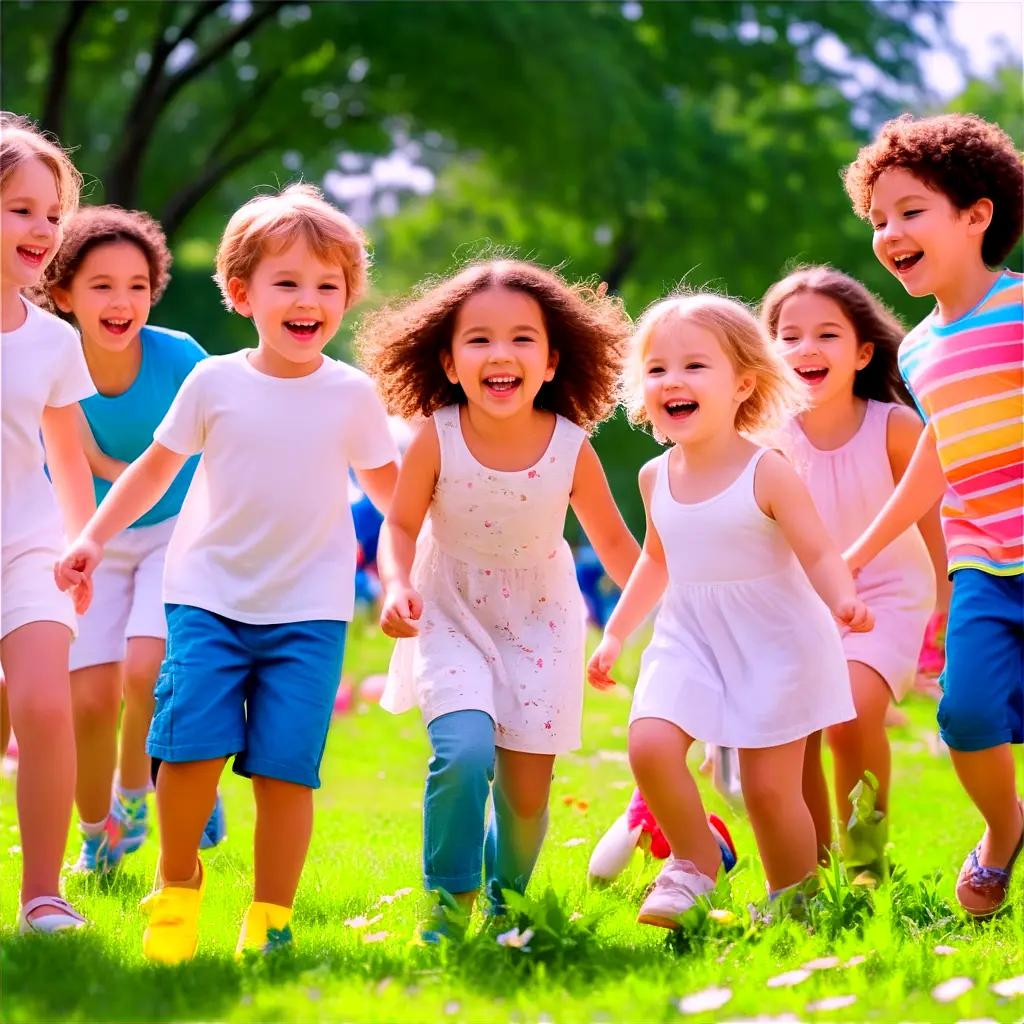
[[588, 292, 870, 928], [358, 260, 640, 927], [39, 205, 223, 874], [761, 266, 947, 878], [1, 112, 94, 932]]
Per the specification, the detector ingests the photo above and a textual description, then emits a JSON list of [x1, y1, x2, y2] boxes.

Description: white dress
[[629, 448, 854, 748], [382, 405, 588, 754]]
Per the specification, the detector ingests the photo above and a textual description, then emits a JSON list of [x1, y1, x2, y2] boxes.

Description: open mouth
[[796, 367, 829, 385], [284, 320, 321, 340], [17, 245, 47, 268], [665, 398, 698, 419], [101, 318, 133, 336], [484, 375, 521, 396], [892, 252, 923, 275]]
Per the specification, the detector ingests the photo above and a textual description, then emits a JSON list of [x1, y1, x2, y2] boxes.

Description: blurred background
[[2, 0, 1021, 528]]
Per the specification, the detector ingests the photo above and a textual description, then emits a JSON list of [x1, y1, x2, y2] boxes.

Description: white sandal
[[18, 895, 88, 934]]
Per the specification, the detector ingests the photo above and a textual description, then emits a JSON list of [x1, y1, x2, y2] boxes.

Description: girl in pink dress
[[762, 266, 949, 878]]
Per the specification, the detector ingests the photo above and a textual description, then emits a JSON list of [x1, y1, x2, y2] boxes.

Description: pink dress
[[781, 400, 936, 699]]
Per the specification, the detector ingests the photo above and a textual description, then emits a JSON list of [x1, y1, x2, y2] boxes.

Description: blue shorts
[[937, 569, 1023, 752], [148, 604, 347, 788]]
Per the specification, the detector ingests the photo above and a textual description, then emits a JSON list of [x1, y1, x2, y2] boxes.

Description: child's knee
[[741, 773, 790, 815], [428, 710, 495, 787]]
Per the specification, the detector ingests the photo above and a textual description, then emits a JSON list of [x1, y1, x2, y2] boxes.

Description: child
[[358, 260, 640, 928], [1, 112, 94, 932], [762, 265, 945, 876], [588, 293, 871, 927], [56, 183, 399, 961], [40, 205, 225, 873], [843, 114, 1023, 916]]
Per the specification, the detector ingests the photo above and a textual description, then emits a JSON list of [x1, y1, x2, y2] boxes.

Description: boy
[[844, 114, 1023, 916], [57, 184, 399, 960]]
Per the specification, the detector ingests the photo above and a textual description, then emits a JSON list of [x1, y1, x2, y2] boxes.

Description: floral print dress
[[382, 404, 588, 754]]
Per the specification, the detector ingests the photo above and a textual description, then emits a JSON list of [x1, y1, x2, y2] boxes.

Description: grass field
[[2, 617, 1023, 1023]]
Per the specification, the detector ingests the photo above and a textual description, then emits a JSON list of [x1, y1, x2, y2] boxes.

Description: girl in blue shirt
[[41, 205, 222, 872]]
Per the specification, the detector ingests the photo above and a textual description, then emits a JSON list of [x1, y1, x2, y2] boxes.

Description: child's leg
[[484, 748, 554, 903], [118, 637, 165, 791], [950, 746, 1022, 865], [826, 662, 891, 822], [252, 775, 312, 906], [1, 675, 10, 757], [739, 738, 817, 892], [424, 710, 496, 910], [801, 730, 832, 861], [628, 718, 720, 877], [1, 622, 76, 913], [69, 663, 122, 824], [155, 758, 224, 885]]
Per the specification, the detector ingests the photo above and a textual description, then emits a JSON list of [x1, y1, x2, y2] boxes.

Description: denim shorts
[[148, 604, 347, 787], [937, 570, 1023, 752]]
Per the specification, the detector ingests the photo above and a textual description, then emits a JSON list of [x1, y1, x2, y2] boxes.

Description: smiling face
[[228, 236, 348, 376], [642, 315, 754, 445], [442, 286, 557, 418], [869, 167, 987, 302], [51, 240, 152, 353], [1, 157, 62, 291], [774, 290, 872, 409]]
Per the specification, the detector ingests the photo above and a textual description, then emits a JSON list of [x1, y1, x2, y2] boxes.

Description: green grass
[[2, 616, 1022, 1023]]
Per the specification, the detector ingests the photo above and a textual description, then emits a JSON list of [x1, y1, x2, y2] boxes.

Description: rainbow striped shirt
[[898, 271, 1023, 577]]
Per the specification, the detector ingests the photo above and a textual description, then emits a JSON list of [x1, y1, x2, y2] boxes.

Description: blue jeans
[[423, 710, 549, 904]]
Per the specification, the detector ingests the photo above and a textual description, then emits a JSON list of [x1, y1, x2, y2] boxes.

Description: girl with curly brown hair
[[39, 205, 224, 877], [358, 259, 639, 933]]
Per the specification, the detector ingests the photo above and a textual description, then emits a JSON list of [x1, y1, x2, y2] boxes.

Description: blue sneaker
[[199, 792, 227, 850], [72, 822, 123, 874], [109, 791, 149, 857]]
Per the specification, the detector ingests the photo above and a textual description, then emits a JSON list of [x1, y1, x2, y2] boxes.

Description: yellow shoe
[[236, 901, 293, 958], [140, 862, 205, 964]]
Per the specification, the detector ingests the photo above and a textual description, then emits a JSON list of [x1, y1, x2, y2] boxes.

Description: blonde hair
[[214, 183, 369, 310], [623, 291, 806, 440], [0, 111, 82, 219]]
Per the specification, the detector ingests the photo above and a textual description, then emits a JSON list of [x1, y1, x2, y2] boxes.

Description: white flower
[[766, 968, 811, 988], [562, 837, 587, 847], [934, 944, 958, 955], [806, 995, 857, 1011], [802, 956, 840, 970], [991, 975, 1024, 997], [496, 926, 534, 950], [676, 986, 733, 1014], [344, 913, 383, 929], [361, 930, 389, 944], [931, 977, 974, 1002]]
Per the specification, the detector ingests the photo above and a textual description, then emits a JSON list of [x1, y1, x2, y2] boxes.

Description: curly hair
[[0, 110, 82, 219], [36, 204, 172, 312], [623, 290, 806, 441], [355, 260, 631, 431], [844, 113, 1023, 267], [215, 183, 368, 311], [760, 266, 913, 407]]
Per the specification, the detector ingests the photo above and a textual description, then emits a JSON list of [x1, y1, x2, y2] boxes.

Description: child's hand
[[842, 546, 864, 578], [587, 634, 622, 690], [834, 598, 873, 633], [69, 575, 93, 615], [380, 585, 423, 638], [54, 537, 103, 594]]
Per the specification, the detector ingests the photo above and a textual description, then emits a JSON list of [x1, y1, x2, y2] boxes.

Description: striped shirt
[[898, 270, 1023, 577]]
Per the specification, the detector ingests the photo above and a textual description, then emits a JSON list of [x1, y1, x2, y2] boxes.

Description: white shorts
[[70, 518, 176, 671], [1, 543, 77, 641]]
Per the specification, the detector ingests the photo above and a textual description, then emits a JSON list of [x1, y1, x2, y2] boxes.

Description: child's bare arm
[[56, 442, 187, 590], [376, 422, 439, 638], [886, 407, 949, 608], [757, 451, 873, 632], [42, 403, 96, 539], [74, 404, 128, 483], [847, 423, 946, 572], [570, 440, 641, 587], [354, 460, 399, 516]]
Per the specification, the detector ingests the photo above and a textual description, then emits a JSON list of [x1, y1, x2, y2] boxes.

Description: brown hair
[[355, 260, 631, 431], [214, 183, 368, 310], [623, 291, 806, 440], [37, 205, 172, 312], [0, 111, 82, 219], [760, 266, 912, 406], [844, 113, 1023, 267]]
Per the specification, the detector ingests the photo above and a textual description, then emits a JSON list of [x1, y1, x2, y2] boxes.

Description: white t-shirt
[[155, 349, 397, 623], [1, 297, 96, 560]]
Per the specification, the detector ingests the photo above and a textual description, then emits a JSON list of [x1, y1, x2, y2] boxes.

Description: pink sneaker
[[637, 858, 717, 929]]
